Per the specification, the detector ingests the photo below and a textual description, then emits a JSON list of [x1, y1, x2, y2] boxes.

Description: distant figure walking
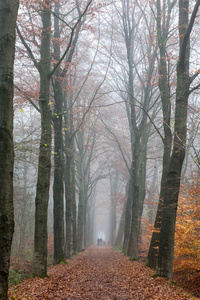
[[97, 238, 100, 245], [107, 240, 109, 245]]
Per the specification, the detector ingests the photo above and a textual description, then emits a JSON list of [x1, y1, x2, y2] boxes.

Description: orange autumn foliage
[[174, 179, 200, 272], [139, 174, 200, 275]]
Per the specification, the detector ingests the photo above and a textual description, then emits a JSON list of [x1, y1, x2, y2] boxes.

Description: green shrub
[[9, 269, 23, 285]]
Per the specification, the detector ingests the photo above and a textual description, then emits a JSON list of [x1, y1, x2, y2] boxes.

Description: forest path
[[9, 246, 198, 299]]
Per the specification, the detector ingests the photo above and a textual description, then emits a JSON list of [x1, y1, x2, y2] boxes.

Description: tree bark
[[147, 0, 172, 269], [115, 203, 125, 247], [53, 0, 65, 264], [71, 143, 77, 254], [72, 168, 77, 253], [156, 0, 200, 278], [65, 150, 73, 258], [127, 131, 140, 258], [138, 124, 150, 236], [53, 107, 65, 263], [0, 1, 19, 298], [109, 172, 118, 246], [123, 176, 132, 253], [76, 130, 87, 252], [77, 169, 85, 252], [32, 1, 51, 277]]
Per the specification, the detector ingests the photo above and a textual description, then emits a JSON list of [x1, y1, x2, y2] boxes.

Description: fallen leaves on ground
[[174, 268, 200, 298], [8, 246, 199, 299]]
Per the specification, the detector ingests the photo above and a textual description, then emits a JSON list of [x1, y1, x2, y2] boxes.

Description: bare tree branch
[[180, 0, 200, 65], [14, 84, 40, 112], [100, 116, 131, 173], [49, 0, 92, 78]]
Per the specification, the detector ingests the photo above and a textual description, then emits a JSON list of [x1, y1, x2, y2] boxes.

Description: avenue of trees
[[0, 0, 200, 299]]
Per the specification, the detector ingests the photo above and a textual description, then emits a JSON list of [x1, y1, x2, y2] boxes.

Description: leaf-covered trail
[[9, 246, 198, 299]]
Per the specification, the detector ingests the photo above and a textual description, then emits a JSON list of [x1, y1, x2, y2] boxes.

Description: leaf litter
[[8, 246, 199, 299]]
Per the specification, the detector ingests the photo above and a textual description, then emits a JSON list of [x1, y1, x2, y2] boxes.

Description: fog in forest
[[1, 1, 200, 298]]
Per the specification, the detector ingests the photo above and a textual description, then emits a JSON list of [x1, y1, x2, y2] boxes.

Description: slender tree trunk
[[63, 90, 75, 257], [110, 197, 117, 246], [53, 0, 65, 264], [126, 24, 141, 257], [109, 172, 118, 246], [76, 130, 86, 252], [138, 124, 150, 236], [127, 184, 139, 258], [115, 203, 126, 247], [19, 155, 28, 259], [127, 132, 140, 258], [87, 198, 95, 247], [72, 150, 77, 253], [123, 176, 132, 252], [77, 176, 85, 252], [84, 188, 88, 249], [53, 110, 65, 262], [32, 2, 51, 277], [72, 198, 77, 253], [0, 1, 19, 298], [65, 151, 73, 258]]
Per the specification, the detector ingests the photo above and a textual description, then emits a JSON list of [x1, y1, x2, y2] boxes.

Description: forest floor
[[8, 246, 199, 300]]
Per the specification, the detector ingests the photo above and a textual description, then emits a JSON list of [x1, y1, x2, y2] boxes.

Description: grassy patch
[[59, 260, 68, 264], [169, 279, 179, 286], [151, 273, 161, 278], [143, 262, 150, 267], [129, 257, 138, 261]]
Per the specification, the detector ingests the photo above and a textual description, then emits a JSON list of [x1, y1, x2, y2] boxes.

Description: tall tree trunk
[[63, 90, 75, 257], [109, 172, 118, 246], [147, 0, 172, 269], [138, 124, 150, 236], [53, 109, 65, 263], [147, 141, 171, 268], [65, 150, 73, 258], [84, 187, 88, 250], [72, 149, 77, 253], [127, 184, 139, 258], [127, 132, 140, 258], [76, 130, 86, 252], [87, 197, 95, 247], [110, 197, 117, 246], [18, 152, 28, 259], [0, 1, 19, 298], [126, 25, 141, 257], [77, 175, 85, 252], [32, 2, 51, 277], [156, 0, 200, 278], [53, 0, 65, 264]]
